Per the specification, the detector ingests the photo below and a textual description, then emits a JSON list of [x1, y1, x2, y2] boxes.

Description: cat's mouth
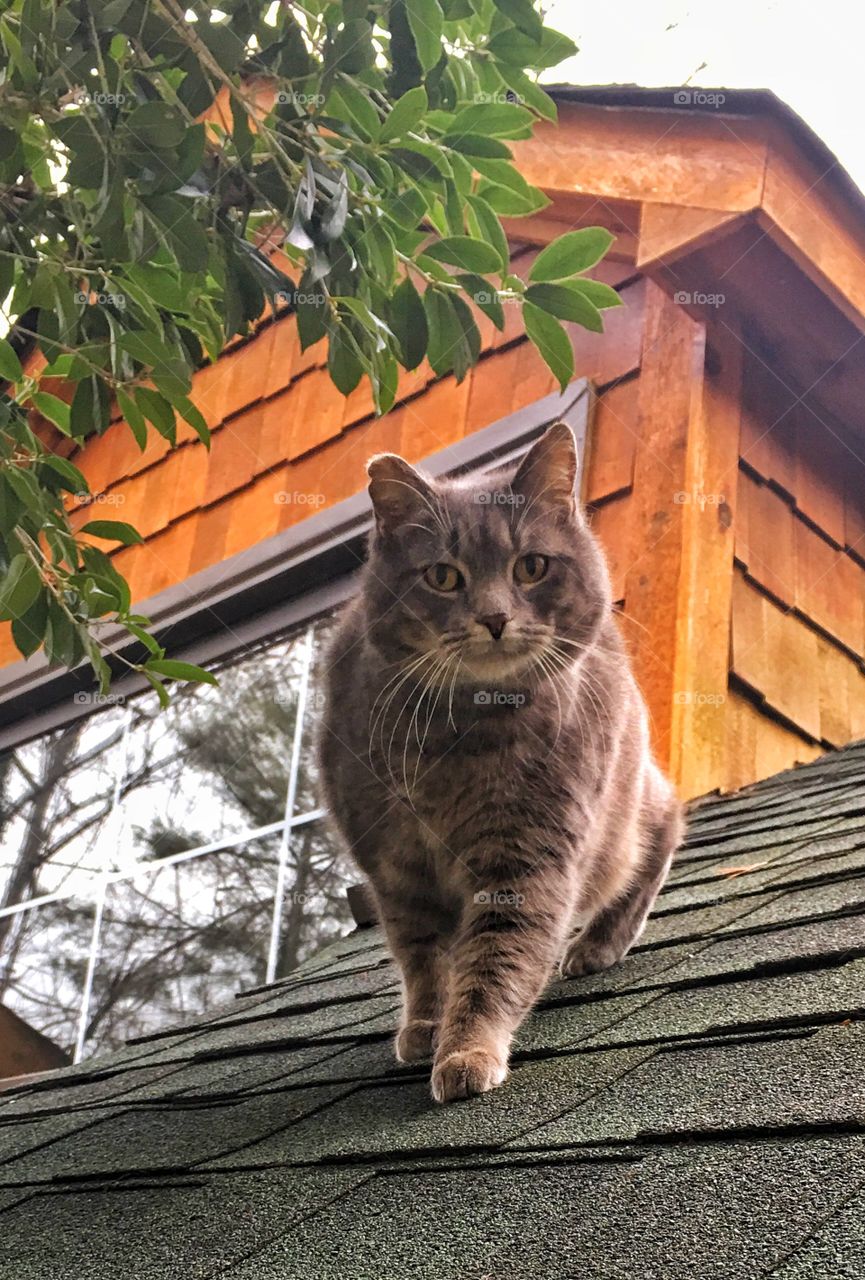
[[456, 638, 541, 683]]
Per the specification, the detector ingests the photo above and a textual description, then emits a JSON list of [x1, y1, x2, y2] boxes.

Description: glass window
[[0, 616, 353, 1062]]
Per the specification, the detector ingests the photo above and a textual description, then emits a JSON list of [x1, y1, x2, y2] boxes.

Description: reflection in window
[[0, 616, 354, 1061]]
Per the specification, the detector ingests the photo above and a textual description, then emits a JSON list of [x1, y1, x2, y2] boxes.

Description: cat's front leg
[[430, 873, 572, 1103], [374, 889, 451, 1063]]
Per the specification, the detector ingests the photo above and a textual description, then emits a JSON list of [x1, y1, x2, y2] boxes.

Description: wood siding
[[730, 351, 865, 785]]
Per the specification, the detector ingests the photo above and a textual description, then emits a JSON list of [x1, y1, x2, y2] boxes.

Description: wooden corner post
[[621, 281, 742, 797]]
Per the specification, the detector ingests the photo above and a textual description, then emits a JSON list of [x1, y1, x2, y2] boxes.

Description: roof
[[548, 84, 865, 221], [2, 741, 865, 1277]]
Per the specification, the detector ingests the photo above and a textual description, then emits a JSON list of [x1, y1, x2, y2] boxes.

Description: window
[[0, 619, 349, 1060], [0, 384, 591, 1062]]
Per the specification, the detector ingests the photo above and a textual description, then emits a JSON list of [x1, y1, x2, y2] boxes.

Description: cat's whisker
[[371, 652, 438, 783], [384, 650, 445, 794], [446, 654, 461, 732], [404, 653, 452, 803], [369, 651, 433, 747]]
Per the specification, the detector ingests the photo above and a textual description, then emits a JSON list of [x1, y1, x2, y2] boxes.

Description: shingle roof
[[2, 741, 865, 1279]]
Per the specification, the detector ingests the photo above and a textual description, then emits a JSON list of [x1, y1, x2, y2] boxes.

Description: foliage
[[0, 0, 620, 686]]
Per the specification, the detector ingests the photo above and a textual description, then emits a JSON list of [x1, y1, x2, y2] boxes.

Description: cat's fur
[[318, 424, 682, 1103]]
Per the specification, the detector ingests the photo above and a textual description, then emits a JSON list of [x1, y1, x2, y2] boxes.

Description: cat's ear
[[367, 453, 436, 535], [511, 423, 578, 517]]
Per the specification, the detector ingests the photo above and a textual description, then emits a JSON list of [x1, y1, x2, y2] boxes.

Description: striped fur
[[318, 425, 683, 1102]]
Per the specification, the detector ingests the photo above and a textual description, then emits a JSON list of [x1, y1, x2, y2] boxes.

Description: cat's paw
[[395, 1019, 437, 1063], [560, 936, 624, 978], [430, 1048, 508, 1103]]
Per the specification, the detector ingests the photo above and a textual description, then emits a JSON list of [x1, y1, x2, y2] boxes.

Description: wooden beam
[[669, 317, 744, 798], [622, 280, 706, 773], [511, 103, 767, 213], [637, 203, 745, 272]]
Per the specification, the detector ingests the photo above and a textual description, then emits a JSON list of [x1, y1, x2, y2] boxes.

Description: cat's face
[[363, 424, 612, 686]]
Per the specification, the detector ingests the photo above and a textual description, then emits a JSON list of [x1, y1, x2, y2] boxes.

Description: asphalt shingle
[[2, 738, 865, 1277]]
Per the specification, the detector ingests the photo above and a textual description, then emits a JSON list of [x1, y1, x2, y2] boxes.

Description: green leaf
[[81, 520, 144, 546], [173, 395, 211, 447], [126, 102, 186, 150], [380, 85, 428, 143], [466, 195, 510, 272], [448, 292, 481, 383], [525, 282, 604, 332], [70, 375, 110, 438], [523, 301, 574, 392], [11, 589, 48, 658], [295, 278, 329, 351], [331, 75, 381, 142], [40, 454, 89, 495], [423, 236, 502, 273], [493, 0, 543, 39], [327, 325, 364, 395], [457, 273, 505, 330], [0, 338, 23, 383], [423, 287, 455, 377], [569, 278, 623, 310], [388, 276, 428, 369], [126, 619, 162, 657], [371, 349, 399, 415], [116, 388, 148, 450], [30, 391, 71, 434], [145, 658, 218, 685], [442, 133, 512, 158], [528, 228, 615, 282], [448, 102, 535, 138], [144, 197, 209, 273], [0, 554, 41, 622], [134, 387, 176, 444], [142, 668, 170, 709], [405, 0, 444, 73]]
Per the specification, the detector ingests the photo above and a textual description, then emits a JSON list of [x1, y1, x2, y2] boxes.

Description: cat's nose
[[478, 613, 509, 640]]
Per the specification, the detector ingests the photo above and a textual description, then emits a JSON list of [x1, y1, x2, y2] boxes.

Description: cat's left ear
[[511, 423, 578, 518], [367, 453, 437, 536]]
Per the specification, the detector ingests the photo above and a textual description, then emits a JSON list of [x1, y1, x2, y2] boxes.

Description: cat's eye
[[424, 563, 463, 592], [514, 553, 549, 585]]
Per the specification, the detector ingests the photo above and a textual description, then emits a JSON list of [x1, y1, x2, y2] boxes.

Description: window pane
[[0, 707, 128, 909], [83, 837, 282, 1058], [272, 817, 354, 982], [115, 627, 316, 868], [0, 894, 94, 1058]]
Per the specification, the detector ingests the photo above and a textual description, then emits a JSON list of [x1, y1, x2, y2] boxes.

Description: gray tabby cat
[[319, 424, 682, 1103]]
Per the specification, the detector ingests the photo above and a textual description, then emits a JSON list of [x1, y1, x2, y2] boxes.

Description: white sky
[[548, 0, 865, 194]]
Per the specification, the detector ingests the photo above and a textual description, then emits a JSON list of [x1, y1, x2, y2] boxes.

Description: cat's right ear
[[367, 454, 436, 536]]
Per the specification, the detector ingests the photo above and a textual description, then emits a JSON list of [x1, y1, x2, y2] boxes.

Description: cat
[[318, 423, 683, 1103]]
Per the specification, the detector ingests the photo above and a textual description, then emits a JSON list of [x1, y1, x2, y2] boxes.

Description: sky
[[547, 0, 865, 194]]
